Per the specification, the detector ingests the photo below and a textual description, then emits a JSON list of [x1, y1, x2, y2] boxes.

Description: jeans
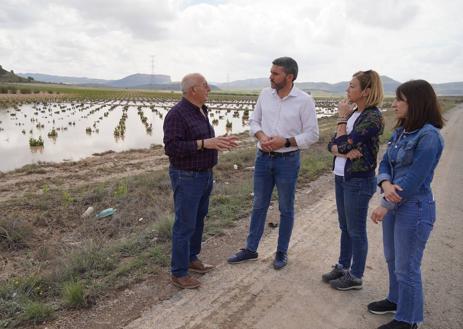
[[382, 193, 436, 323], [169, 167, 213, 277], [335, 175, 376, 278], [246, 150, 300, 253]]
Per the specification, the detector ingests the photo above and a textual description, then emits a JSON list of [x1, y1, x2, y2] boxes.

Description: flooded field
[[0, 97, 338, 172]]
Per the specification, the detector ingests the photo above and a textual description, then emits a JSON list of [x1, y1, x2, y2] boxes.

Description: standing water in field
[[0, 98, 338, 172]]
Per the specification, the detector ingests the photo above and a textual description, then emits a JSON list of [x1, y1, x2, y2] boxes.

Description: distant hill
[[17, 73, 108, 85], [216, 78, 268, 90], [18, 72, 171, 88], [108, 73, 171, 88], [217, 75, 463, 96], [217, 76, 402, 94], [0, 65, 31, 83], [15, 69, 463, 95], [432, 82, 463, 96]]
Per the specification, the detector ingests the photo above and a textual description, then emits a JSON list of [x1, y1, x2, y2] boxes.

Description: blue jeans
[[169, 167, 213, 278], [382, 193, 436, 323], [335, 175, 376, 278], [246, 150, 300, 253]]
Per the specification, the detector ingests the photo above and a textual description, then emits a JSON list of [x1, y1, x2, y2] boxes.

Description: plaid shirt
[[163, 97, 217, 171]]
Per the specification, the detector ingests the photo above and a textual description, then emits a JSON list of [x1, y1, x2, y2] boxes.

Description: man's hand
[[381, 181, 403, 203], [371, 206, 388, 224], [261, 136, 285, 151], [204, 135, 239, 151], [256, 131, 272, 152]]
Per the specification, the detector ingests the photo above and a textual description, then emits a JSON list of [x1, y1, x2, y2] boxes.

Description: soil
[[3, 105, 462, 329]]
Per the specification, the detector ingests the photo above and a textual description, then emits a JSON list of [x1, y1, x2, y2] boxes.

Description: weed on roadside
[[0, 217, 33, 250], [61, 281, 86, 308]]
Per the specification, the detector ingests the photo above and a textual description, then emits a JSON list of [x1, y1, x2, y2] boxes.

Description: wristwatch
[[285, 138, 291, 148]]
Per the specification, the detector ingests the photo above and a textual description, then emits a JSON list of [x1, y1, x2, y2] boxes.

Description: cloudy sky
[[1, 0, 462, 83]]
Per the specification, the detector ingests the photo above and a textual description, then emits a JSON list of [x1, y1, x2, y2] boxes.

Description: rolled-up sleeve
[[294, 97, 319, 149]]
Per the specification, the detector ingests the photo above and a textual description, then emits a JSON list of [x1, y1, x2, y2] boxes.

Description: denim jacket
[[328, 106, 384, 180], [377, 123, 444, 210]]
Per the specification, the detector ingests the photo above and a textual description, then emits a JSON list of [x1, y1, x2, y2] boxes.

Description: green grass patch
[[154, 216, 173, 241], [61, 281, 86, 308], [58, 241, 116, 281], [22, 301, 54, 325]]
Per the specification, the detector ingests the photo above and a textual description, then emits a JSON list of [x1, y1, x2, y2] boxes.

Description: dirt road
[[124, 105, 463, 329]]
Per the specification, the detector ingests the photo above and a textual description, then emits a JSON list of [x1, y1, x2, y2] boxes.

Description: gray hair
[[181, 73, 204, 94], [272, 57, 298, 81]]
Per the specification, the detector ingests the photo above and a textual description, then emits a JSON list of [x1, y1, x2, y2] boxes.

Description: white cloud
[[0, 0, 462, 83]]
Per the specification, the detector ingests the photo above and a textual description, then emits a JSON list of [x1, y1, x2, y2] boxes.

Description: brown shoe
[[171, 275, 201, 289], [189, 259, 215, 274]]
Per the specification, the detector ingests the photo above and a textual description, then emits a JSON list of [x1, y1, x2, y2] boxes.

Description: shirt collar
[[182, 97, 209, 113], [271, 85, 297, 99]]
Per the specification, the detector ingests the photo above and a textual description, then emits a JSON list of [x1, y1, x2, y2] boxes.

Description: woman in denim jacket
[[369, 80, 444, 329], [323, 70, 384, 290]]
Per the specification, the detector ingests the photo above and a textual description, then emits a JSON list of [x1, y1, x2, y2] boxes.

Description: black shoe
[[330, 271, 362, 290], [322, 264, 345, 283], [368, 299, 397, 315], [273, 251, 288, 270], [377, 320, 418, 329], [227, 248, 258, 264]]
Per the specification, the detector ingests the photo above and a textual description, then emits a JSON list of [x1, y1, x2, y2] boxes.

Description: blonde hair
[[353, 70, 384, 107]]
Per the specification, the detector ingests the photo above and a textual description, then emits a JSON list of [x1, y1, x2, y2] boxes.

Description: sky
[[0, 0, 462, 84]]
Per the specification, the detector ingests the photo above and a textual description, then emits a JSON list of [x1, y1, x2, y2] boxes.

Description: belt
[[258, 149, 299, 158], [171, 166, 212, 173]]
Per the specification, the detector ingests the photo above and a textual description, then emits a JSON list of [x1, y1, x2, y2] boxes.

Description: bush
[[58, 242, 116, 281], [61, 281, 86, 308], [22, 301, 53, 325], [154, 216, 173, 241], [0, 218, 33, 250]]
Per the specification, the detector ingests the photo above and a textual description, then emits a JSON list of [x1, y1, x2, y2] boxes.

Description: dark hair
[[395, 79, 444, 131], [272, 57, 298, 81]]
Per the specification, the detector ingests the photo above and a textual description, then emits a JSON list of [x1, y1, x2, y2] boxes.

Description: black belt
[[258, 149, 299, 158], [171, 166, 212, 173]]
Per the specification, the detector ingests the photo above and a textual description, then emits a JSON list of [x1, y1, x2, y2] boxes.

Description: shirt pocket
[[396, 140, 417, 166]]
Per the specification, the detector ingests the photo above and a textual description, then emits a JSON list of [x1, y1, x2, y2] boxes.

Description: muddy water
[[0, 101, 252, 172], [0, 99, 337, 172]]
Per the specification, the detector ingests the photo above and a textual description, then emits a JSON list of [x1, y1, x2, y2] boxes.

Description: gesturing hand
[[204, 135, 239, 151]]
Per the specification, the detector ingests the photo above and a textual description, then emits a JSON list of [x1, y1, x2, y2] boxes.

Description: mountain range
[[14, 70, 463, 96]]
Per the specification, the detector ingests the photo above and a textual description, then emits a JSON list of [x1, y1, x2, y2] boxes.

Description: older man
[[228, 57, 319, 269], [163, 73, 238, 289]]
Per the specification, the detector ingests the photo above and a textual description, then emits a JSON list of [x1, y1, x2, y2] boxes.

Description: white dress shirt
[[249, 86, 319, 152]]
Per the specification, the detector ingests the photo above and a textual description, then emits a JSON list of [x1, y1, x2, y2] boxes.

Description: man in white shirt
[[228, 57, 319, 269]]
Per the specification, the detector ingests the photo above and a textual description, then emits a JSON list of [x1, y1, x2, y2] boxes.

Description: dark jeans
[[169, 167, 213, 277], [335, 175, 376, 278]]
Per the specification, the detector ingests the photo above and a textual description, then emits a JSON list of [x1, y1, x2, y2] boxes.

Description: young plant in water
[[29, 136, 44, 147]]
